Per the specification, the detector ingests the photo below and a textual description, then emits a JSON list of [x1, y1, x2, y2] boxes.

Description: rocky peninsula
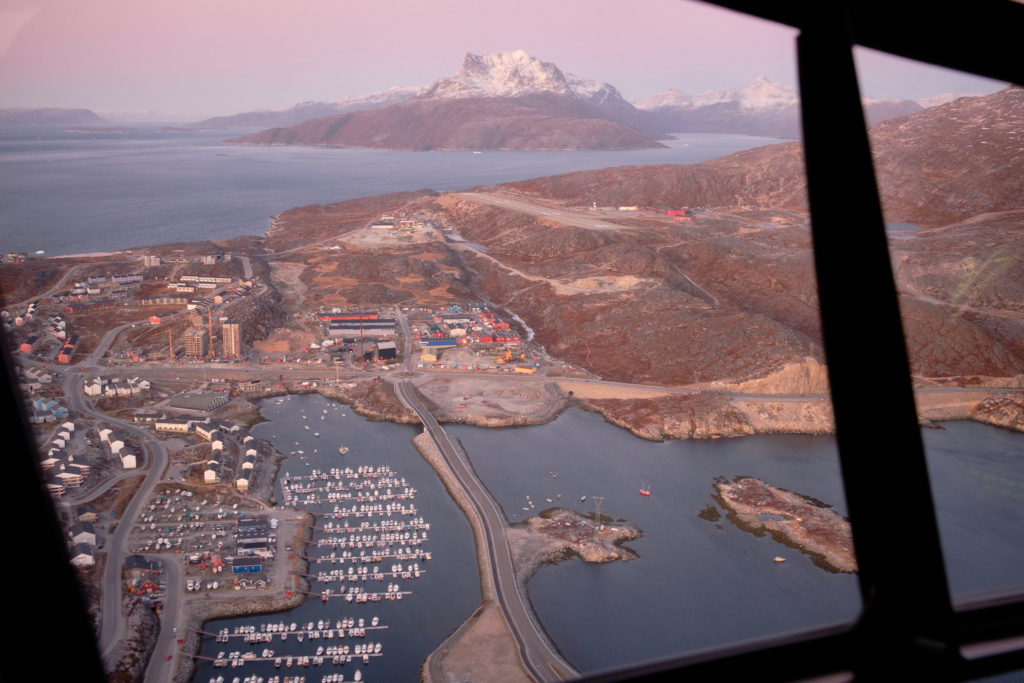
[[714, 476, 857, 573]]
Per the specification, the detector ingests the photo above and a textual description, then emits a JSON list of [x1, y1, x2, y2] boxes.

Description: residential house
[[69, 543, 95, 569], [69, 522, 96, 546]]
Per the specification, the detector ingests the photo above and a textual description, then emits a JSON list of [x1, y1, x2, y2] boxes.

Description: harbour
[[194, 393, 1024, 678], [192, 393, 479, 683]]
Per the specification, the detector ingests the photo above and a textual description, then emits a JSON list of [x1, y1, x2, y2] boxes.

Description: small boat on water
[[339, 446, 349, 454], [640, 482, 651, 496]]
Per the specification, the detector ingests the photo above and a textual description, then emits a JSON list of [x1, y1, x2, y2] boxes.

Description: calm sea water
[[196, 396, 1024, 680], [0, 127, 787, 256]]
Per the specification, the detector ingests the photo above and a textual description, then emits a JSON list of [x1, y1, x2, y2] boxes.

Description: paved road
[[396, 380, 577, 682], [63, 367, 171, 659]]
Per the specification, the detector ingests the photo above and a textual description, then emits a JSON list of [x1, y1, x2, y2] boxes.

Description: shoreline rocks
[[714, 476, 857, 574]]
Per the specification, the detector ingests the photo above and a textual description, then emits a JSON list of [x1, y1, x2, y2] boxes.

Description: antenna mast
[[592, 496, 605, 530]]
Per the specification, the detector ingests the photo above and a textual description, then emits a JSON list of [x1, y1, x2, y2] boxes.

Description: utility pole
[[592, 496, 605, 531]]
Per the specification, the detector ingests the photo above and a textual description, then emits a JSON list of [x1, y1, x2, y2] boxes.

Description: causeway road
[[396, 380, 577, 682]]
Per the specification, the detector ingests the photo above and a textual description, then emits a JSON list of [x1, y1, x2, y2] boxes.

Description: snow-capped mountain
[[636, 76, 797, 112], [228, 50, 664, 151], [636, 75, 946, 138], [417, 49, 630, 107]]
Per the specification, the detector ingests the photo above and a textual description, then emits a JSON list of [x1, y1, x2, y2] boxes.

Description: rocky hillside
[[869, 86, 1024, 224], [501, 86, 1024, 226], [502, 143, 809, 210], [229, 93, 662, 151]]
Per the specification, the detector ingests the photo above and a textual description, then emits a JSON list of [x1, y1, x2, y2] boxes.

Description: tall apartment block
[[184, 327, 207, 359], [222, 320, 241, 358]]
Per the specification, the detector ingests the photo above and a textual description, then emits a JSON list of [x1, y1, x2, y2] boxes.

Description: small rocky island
[[508, 508, 641, 581], [714, 477, 857, 573]]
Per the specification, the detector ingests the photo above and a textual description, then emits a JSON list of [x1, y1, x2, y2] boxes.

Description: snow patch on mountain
[[638, 77, 986, 115], [418, 50, 629, 106], [635, 76, 797, 112]]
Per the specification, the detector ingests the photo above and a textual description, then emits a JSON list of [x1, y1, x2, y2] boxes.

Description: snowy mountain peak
[[635, 76, 797, 112], [741, 75, 797, 108], [418, 50, 628, 105]]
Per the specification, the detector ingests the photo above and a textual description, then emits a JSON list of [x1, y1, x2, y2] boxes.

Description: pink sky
[[0, 0, 1007, 120]]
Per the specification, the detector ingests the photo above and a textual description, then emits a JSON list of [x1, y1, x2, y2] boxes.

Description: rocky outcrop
[[714, 477, 857, 573], [508, 508, 642, 582], [969, 393, 1024, 431], [583, 393, 754, 441], [712, 357, 830, 395]]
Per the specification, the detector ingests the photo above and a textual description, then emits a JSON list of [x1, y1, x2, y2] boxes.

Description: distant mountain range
[[222, 50, 974, 150], [0, 107, 108, 126], [634, 76, 935, 139], [182, 87, 420, 130]]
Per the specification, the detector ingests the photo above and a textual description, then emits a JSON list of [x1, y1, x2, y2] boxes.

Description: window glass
[[854, 46, 1024, 607], [0, 1, 924, 679]]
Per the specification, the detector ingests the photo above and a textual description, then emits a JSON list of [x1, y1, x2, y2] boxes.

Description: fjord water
[[199, 396, 1024, 679], [0, 127, 786, 256]]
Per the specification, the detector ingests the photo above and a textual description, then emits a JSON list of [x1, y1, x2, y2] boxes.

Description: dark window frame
[[8, 2, 1024, 681]]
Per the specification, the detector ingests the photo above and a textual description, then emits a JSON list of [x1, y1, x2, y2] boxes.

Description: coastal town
[[5, 143, 1024, 681], [5, 156, 1024, 679], [2, 215, 650, 682]]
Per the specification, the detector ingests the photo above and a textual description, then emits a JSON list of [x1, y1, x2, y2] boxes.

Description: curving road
[[395, 380, 577, 682]]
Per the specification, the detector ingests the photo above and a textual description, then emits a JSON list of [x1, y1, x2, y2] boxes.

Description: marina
[[194, 393, 480, 683], [192, 467, 430, 679]]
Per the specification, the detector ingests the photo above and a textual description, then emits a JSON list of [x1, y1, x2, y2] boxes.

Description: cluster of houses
[[16, 310, 68, 351], [29, 395, 69, 423], [97, 425, 138, 470], [83, 375, 151, 398], [170, 274, 235, 294], [194, 425, 261, 492], [3, 302, 76, 361], [68, 505, 99, 569], [147, 416, 260, 492], [67, 274, 144, 302], [3, 299, 39, 330], [41, 420, 90, 497]]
